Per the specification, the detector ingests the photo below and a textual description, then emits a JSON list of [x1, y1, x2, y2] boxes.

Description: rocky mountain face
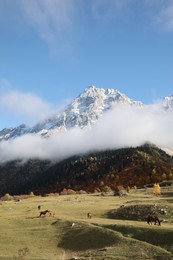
[[1, 86, 173, 142], [0, 86, 143, 141], [1, 86, 173, 143]]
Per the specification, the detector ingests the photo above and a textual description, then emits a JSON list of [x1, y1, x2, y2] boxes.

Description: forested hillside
[[0, 143, 173, 196]]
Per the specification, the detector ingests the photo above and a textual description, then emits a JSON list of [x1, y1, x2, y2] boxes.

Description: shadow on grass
[[25, 216, 44, 219], [104, 224, 173, 254], [56, 221, 119, 251], [161, 191, 173, 197]]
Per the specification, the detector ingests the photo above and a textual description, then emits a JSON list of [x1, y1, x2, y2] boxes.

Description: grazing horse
[[87, 212, 92, 219], [39, 210, 49, 217], [147, 215, 161, 226]]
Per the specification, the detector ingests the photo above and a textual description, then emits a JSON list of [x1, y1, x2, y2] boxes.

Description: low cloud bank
[[0, 103, 173, 163]]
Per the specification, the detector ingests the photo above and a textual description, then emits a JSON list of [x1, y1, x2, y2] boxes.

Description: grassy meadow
[[0, 187, 173, 259]]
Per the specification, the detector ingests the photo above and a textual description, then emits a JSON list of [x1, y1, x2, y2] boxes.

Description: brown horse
[[147, 215, 161, 226], [87, 212, 92, 219], [39, 210, 49, 217]]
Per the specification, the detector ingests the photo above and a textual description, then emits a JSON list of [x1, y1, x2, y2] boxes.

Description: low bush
[[1, 193, 14, 201]]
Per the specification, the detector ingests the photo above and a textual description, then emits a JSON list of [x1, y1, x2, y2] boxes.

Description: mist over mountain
[[0, 85, 173, 163]]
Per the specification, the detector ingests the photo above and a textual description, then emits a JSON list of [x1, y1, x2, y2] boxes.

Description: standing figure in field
[[147, 215, 161, 226], [87, 212, 92, 219]]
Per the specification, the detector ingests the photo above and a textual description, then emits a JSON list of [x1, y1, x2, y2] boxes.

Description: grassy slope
[[0, 187, 173, 259]]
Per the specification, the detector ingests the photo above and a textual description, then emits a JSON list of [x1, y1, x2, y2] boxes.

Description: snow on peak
[[0, 86, 143, 141], [162, 95, 173, 111]]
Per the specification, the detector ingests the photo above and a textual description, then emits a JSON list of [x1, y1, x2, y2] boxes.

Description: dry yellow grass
[[0, 187, 172, 259]]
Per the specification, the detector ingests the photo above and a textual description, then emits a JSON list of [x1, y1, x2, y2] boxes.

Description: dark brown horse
[[39, 210, 49, 217], [147, 215, 161, 226]]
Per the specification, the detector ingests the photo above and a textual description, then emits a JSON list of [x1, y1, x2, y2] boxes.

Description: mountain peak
[[85, 85, 96, 90], [83, 85, 104, 96], [84, 85, 117, 94], [0, 86, 143, 140]]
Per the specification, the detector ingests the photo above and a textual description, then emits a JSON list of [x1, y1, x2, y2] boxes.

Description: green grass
[[104, 224, 173, 253], [54, 220, 172, 259], [0, 187, 173, 259]]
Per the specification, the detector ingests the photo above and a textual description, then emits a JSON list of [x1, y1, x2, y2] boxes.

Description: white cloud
[[1, 0, 173, 57], [0, 88, 58, 126], [1, 103, 173, 163], [91, 0, 133, 21], [86, 103, 173, 150], [153, 3, 173, 31], [143, 0, 173, 31], [91, 0, 173, 32], [17, 0, 79, 55], [0, 0, 80, 55]]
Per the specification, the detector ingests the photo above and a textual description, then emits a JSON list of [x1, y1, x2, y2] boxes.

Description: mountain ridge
[[0, 85, 144, 141], [1, 86, 173, 143], [1, 85, 173, 160]]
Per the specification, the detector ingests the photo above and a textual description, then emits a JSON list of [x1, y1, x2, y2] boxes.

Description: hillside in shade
[[0, 143, 173, 196]]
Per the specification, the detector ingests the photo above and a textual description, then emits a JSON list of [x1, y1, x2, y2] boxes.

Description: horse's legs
[[157, 219, 161, 225], [154, 219, 159, 225]]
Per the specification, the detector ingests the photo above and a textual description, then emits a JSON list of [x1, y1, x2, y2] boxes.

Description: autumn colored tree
[[153, 183, 161, 195]]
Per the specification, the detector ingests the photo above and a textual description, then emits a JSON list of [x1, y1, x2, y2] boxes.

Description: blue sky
[[1, 0, 173, 130]]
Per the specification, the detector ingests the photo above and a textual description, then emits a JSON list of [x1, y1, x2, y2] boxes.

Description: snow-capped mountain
[[1, 85, 172, 141], [162, 95, 173, 112], [31, 85, 143, 136], [0, 86, 143, 141]]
